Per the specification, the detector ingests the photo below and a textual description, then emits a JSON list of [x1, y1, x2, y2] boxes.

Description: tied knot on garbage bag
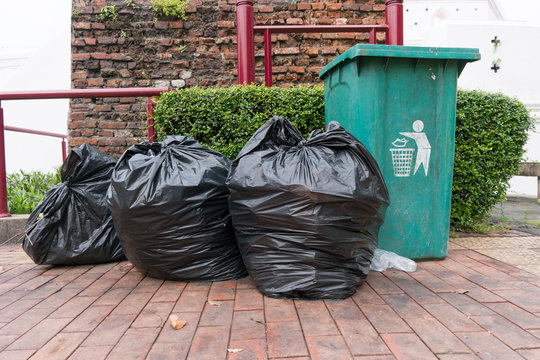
[[227, 117, 390, 300], [107, 135, 247, 281], [22, 144, 125, 265]]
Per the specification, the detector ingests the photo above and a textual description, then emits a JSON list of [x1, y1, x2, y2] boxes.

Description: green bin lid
[[319, 44, 481, 79]]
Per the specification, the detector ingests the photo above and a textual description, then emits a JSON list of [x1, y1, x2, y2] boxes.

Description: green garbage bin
[[319, 44, 480, 260]]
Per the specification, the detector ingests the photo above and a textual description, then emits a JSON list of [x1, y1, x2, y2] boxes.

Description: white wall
[[404, 0, 540, 198], [0, 0, 71, 174]]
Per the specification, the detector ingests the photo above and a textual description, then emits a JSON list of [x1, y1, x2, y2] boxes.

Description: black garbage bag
[[22, 144, 125, 265], [227, 117, 390, 299], [107, 135, 247, 281]]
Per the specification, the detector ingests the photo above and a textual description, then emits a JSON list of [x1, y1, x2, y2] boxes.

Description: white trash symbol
[[390, 120, 431, 177]]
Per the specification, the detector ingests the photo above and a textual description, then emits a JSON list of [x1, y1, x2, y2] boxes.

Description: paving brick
[[199, 300, 234, 326], [360, 304, 412, 334], [63, 272, 103, 290], [63, 305, 115, 333], [0, 335, 18, 351], [86, 263, 117, 274], [436, 354, 480, 360], [381, 333, 438, 360], [0, 307, 55, 336], [404, 315, 470, 354], [146, 342, 190, 360], [267, 321, 309, 358], [106, 327, 160, 360], [353, 283, 386, 304], [485, 302, 540, 329], [131, 301, 175, 328], [0, 299, 41, 323], [382, 294, 429, 317], [173, 290, 208, 313], [306, 335, 353, 360], [456, 331, 523, 360], [438, 293, 495, 316], [228, 338, 267, 360], [366, 272, 403, 295], [325, 299, 390, 356], [132, 276, 164, 293], [14, 276, 56, 292], [111, 290, 153, 316], [81, 313, 136, 346], [295, 300, 339, 337], [264, 296, 298, 322], [230, 310, 266, 341], [518, 348, 540, 360], [110, 271, 143, 290], [237, 276, 257, 290], [355, 356, 396, 360], [0, 264, 35, 284], [409, 268, 456, 293], [0, 349, 35, 360], [495, 288, 540, 313], [208, 280, 236, 301], [155, 312, 200, 343], [184, 281, 211, 291], [49, 296, 97, 318], [235, 289, 264, 311], [78, 272, 124, 297], [151, 280, 186, 302], [384, 270, 445, 304], [7, 317, 71, 350], [0, 290, 28, 310], [20, 282, 63, 301], [423, 303, 483, 332], [92, 287, 131, 307], [187, 325, 230, 360], [34, 288, 81, 309], [68, 345, 112, 360], [470, 314, 540, 349], [30, 331, 88, 360]]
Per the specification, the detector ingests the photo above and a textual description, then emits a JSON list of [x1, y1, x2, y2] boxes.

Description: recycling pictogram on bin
[[390, 120, 431, 177]]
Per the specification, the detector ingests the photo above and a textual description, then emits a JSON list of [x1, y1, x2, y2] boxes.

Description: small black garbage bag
[[107, 135, 247, 281], [22, 144, 125, 265], [227, 117, 390, 299]]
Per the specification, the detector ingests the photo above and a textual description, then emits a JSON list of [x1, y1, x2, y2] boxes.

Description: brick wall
[[70, 0, 386, 156]]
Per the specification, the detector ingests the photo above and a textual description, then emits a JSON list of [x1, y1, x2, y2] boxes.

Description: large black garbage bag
[[227, 117, 390, 299], [22, 144, 125, 265], [107, 135, 247, 281]]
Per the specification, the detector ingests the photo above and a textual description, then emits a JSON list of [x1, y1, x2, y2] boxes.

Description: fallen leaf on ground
[[208, 300, 222, 306], [228, 349, 243, 353], [455, 289, 469, 294], [168, 314, 186, 330]]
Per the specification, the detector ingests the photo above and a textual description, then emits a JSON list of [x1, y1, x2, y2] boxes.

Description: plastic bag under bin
[[22, 144, 125, 265], [227, 117, 390, 299], [107, 135, 247, 281]]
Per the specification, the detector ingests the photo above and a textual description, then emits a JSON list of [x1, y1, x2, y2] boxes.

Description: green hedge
[[452, 90, 534, 228], [153, 85, 325, 159], [153, 86, 534, 228]]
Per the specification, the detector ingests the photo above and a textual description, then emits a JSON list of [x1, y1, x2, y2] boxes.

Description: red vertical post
[[385, 0, 404, 45], [61, 138, 67, 163], [264, 29, 273, 87], [369, 28, 376, 44], [236, 0, 255, 84], [0, 102, 11, 217], [147, 98, 156, 142]]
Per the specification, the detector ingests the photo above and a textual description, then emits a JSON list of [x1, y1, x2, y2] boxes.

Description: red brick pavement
[[0, 247, 539, 360]]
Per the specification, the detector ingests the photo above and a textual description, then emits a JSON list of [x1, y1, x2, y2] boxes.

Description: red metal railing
[[255, 25, 389, 87], [0, 87, 168, 218], [4, 126, 67, 163], [236, 0, 404, 85]]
